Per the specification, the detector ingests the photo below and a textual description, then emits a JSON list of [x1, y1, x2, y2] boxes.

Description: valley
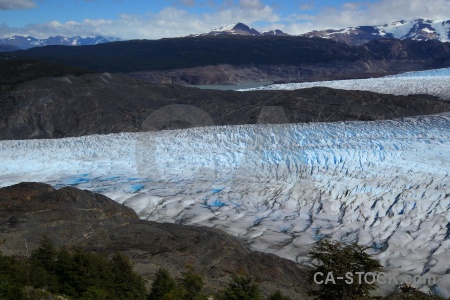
[[1, 69, 449, 140], [1, 9, 450, 299], [1, 114, 450, 297]]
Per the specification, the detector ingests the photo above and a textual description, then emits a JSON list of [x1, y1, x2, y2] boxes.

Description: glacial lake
[[184, 81, 273, 90]]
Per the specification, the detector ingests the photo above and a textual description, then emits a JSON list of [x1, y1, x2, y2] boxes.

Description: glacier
[[240, 68, 450, 101], [1, 116, 450, 296], [385, 67, 450, 78]]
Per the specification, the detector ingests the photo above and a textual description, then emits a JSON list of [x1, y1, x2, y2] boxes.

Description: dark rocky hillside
[[129, 59, 442, 85], [3, 36, 450, 85], [1, 72, 449, 140], [0, 44, 20, 52], [363, 38, 450, 60], [4, 35, 369, 72], [0, 59, 90, 92], [0, 182, 311, 298], [132, 38, 450, 85]]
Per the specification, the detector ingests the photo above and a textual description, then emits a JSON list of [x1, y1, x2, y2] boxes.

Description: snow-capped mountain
[[0, 35, 120, 50], [260, 29, 290, 36], [200, 22, 289, 36], [303, 18, 450, 46], [211, 23, 260, 35], [197, 19, 449, 44]]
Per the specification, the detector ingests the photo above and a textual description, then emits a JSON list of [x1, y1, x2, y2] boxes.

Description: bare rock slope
[[0, 182, 310, 298], [1, 72, 449, 140]]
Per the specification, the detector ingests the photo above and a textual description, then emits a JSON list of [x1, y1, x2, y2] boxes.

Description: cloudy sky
[[0, 0, 449, 39]]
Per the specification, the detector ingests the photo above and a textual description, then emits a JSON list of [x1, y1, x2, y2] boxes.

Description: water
[[185, 81, 273, 90]]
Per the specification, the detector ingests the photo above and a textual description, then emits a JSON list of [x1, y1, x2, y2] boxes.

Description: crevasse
[[1, 116, 450, 296]]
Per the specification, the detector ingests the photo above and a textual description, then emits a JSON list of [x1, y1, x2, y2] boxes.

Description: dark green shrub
[[268, 290, 291, 300], [221, 275, 262, 300], [180, 266, 206, 300], [148, 268, 176, 300], [307, 239, 382, 300], [109, 253, 146, 299], [0, 236, 147, 299]]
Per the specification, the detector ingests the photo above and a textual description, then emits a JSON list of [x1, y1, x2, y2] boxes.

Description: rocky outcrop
[[363, 38, 450, 60], [0, 182, 310, 298], [0, 59, 90, 92], [1, 73, 449, 140], [130, 39, 450, 85], [4, 35, 450, 86], [130, 59, 449, 85]]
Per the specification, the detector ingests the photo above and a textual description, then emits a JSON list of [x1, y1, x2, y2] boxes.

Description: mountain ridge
[[1, 71, 449, 140], [196, 22, 289, 36], [3, 35, 449, 85], [303, 18, 450, 45], [194, 18, 450, 45], [2, 18, 449, 51], [0, 35, 119, 50]]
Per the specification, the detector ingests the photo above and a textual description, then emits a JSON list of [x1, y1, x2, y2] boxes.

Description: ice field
[[240, 67, 450, 101], [385, 67, 450, 78], [1, 115, 450, 296]]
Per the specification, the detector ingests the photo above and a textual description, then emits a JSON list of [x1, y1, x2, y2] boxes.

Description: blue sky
[[1, 0, 357, 27], [0, 0, 448, 39]]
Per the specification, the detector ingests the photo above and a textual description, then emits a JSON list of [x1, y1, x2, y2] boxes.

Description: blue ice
[[65, 177, 90, 186], [127, 184, 145, 193], [211, 188, 223, 194]]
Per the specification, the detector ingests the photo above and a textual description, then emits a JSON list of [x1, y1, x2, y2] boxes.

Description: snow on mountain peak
[[0, 35, 119, 50], [207, 22, 286, 37], [212, 23, 238, 32], [210, 22, 260, 36], [303, 18, 450, 45]]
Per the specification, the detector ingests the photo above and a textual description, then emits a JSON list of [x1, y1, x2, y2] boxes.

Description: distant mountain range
[[303, 18, 450, 46], [1, 18, 448, 52], [0, 44, 20, 52], [0, 35, 119, 51], [196, 22, 289, 37], [197, 19, 450, 46]]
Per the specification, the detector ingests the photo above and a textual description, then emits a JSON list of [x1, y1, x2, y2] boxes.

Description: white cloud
[[239, 0, 264, 9], [0, 0, 36, 10], [0, 1, 280, 39], [0, 0, 449, 39]]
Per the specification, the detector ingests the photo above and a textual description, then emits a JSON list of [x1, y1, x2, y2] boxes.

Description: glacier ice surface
[[385, 67, 450, 78], [240, 68, 450, 101], [1, 116, 450, 296]]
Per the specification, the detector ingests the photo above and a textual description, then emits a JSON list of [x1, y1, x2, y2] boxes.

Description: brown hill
[[0, 182, 311, 298], [1, 72, 449, 140]]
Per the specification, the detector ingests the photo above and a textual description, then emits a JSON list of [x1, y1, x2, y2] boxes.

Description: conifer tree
[[221, 275, 262, 300], [148, 268, 177, 300], [268, 290, 291, 300], [307, 239, 382, 300]]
